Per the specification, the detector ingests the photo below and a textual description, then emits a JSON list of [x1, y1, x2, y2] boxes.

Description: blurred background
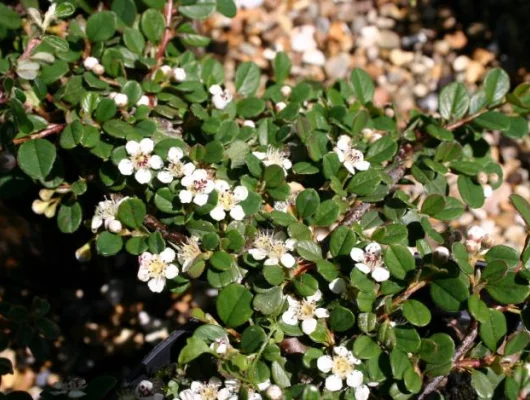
[[1, 0, 530, 395]]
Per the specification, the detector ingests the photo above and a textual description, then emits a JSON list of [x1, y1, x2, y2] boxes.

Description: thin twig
[[152, 0, 174, 72], [143, 214, 187, 245], [12, 124, 65, 145], [19, 37, 41, 60], [417, 320, 479, 400]]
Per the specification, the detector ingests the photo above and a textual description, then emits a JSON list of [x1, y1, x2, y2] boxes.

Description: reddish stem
[[12, 124, 65, 145], [153, 0, 174, 69]]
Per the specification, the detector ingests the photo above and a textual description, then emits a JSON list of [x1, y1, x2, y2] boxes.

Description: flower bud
[[75, 242, 92, 262], [275, 101, 286, 112], [39, 188, 55, 201], [266, 385, 283, 400], [482, 234, 494, 249], [243, 120, 255, 128], [108, 219, 123, 233], [173, 67, 187, 82], [488, 172, 499, 185], [477, 172, 488, 185], [83, 56, 99, 70], [92, 64, 105, 75], [280, 85, 292, 97], [465, 239, 480, 254], [467, 226, 485, 242], [136, 95, 150, 107], [113, 93, 128, 108], [32, 199, 49, 215], [362, 128, 374, 140], [44, 201, 58, 218], [483, 184, 493, 198], [434, 246, 450, 263], [160, 65, 172, 77]]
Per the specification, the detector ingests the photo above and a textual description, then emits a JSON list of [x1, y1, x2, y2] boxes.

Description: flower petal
[[355, 385, 370, 400], [346, 370, 364, 388], [118, 159, 134, 176], [210, 206, 226, 221], [350, 247, 365, 262], [344, 161, 356, 174], [253, 151, 266, 160], [315, 307, 330, 318], [301, 318, 317, 334], [148, 277, 165, 293], [149, 155, 164, 170], [234, 186, 249, 201], [179, 190, 193, 204], [135, 168, 152, 184], [137, 266, 150, 282], [329, 278, 346, 294], [160, 248, 176, 263], [183, 162, 196, 176], [230, 205, 246, 221], [337, 135, 351, 151], [325, 375, 343, 392], [139, 138, 154, 154], [317, 355, 333, 373], [355, 160, 370, 171], [125, 141, 140, 156], [355, 263, 371, 274], [281, 310, 298, 325], [193, 193, 209, 206], [165, 264, 179, 279], [168, 146, 184, 162], [280, 253, 296, 268], [371, 266, 390, 282], [157, 170, 173, 183]]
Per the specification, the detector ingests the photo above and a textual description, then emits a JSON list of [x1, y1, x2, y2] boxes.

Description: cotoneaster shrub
[[0, 1, 530, 400]]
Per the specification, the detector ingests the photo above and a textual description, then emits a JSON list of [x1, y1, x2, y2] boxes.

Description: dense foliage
[[1, 1, 530, 399]]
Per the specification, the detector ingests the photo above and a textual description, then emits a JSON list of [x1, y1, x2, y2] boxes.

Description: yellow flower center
[[147, 256, 166, 277], [168, 161, 185, 177], [133, 154, 149, 169], [218, 191, 236, 210], [200, 385, 218, 400], [299, 301, 316, 319], [332, 356, 354, 378]]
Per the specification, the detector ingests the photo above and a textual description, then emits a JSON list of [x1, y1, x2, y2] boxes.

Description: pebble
[[377, 30, 401, 49], [236, 0, 264, 8], [324, 53, 350, 78], [291, 25, 317, 52], [504, 225, 526, 244], [413, 83, 429, 98], [452, 55, 470, 72], [389, 49, 414, 66], [465, 60, 485, 83], [302, 49, 325, 66]]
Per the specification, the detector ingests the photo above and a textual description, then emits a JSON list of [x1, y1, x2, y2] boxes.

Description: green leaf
[[479, 308, 507, 351], [273, 52, 291, 84], [483, 67, 510, 104], [179, 0, 217, 20], [210, 251, 233, 271], [43, 36, 69, 52], [0, 4, 21, 29], [430, 278, 469, 312], [383, 244, 415, 279], [329, 226, 356, 257], [468, 295, 489, 323], [17, 139, 56, 180], [141, 9, 165, 43], [96, 232, 123, 256], [123, 27, 146, 54], [293, 274, 318, 297], [95, 98, 117, 122], [235, 62, 260, 97], [474, 111, 510, 131], [372, 223, 407, 245], [421, 194, 446, 216], [366, 135, 397, 163], [216, 0, 237, 17], [35, 317, 60, 339], [353, 335, 381, 359], [504, 331, 530, 356], [313, 200, 340, 227], [435, 142, 462, 162], [295, 189, 320, 219], [40, 60, 69, 84], [117, 198, 146, 229], [510, 194, 530, 230], [57, 202, 82, 233], [471, 369, 494, 399], [296, 240, 322, 262], [241, 325, 266, 354], [111, 0, 137, 26], [402, 299, 431, 327], [271, 361, 291, 388], [419, 333, 454, 364], [350, 68, 375, 104], [457, 175, 485, 209], [178, 337, 211, 363], [263, 265, 286, 286], [226, 140, 249, 169], [253, 287, 283, 315], [433, 197, 465, 221], [237, 97, 265, 118], [329, 306, 355, 332], [439, 82, 469, 120], [485, 245, 520, 268], [485, 272, 530, 305], [504, 116, 529, 139], [203, 140, 224, 163], [264, 165, 285, 188], [86, 11, 117, 42], [216, 284, 253, 328], [123, 81, 143, 106], [347, 170, 380, 196]]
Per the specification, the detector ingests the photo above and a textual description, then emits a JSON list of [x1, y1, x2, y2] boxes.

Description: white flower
[[354, 385, 370, 400], [173, 67, 187, 82], [350, 243, 390, 282], [317, 346, 363, 392], [51, 378, 87, 398], [210, 180, 248, 221], [275, 101, 286, 112], [113, 93, 129, 108], [210, 335, 231, 354], [249, 231, 297, 268], [118, 139, 164, 184], [178, 377, 238, 400], [176, 236, 202, 272], [157, 146, 196, 183], [137, 248, 179, 293], [334, 135, 370, 175], [91, 194, 129, 233], [210, 85, 233, 110], [135, 380, 164, 400], [467, 226, 485, 242], [243, 120, 255, 128], [253, 146, 292, 172], [329, 277, 346, 294], [483, 184, 493, 198], [281, 290, 329, 335], [265, 385, 282, 400], [281, 85, 292, 97], [83, 57, 99, 70], [137, 95, 150, 107], [180, 169, 215, 206], [160, 65, 173, 77]]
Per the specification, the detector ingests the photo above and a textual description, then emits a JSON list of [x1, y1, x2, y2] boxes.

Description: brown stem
[[417, 320, 479, 399], [19, 37, 41, 60], [12, 123, 65, 145], [143, 214, 187, 245], [153, 0, 174, 71]]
